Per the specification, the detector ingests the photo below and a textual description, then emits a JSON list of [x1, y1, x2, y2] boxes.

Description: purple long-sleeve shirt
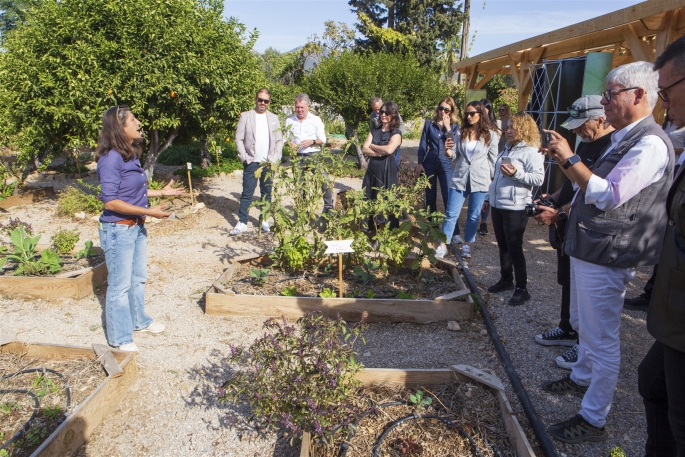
[[97, 149, 149, 222]]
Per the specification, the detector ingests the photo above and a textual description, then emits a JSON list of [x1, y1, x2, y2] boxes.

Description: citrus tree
[[0, 0, 263, 179], [306, 51, 444, 168]]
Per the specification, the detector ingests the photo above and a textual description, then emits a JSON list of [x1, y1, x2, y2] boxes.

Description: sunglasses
[[465, 111, 480, 117], [438, 106, 451, 112], [257, 97, 271, 104], [379, 109, 391, 115], [658, 74, 685, 102], [566, 107, 600, 118]]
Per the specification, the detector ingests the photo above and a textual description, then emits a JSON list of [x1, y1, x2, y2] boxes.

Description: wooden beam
[[508, 55, 521, 90], [641, 12, 670, 31], [519, 47, 545, 101], [655, 8, 681, 56], [454, 0, 685, 71], [465, 65, 479, 89], [473, 68, 498, 90], [622, 23, 656, 62]]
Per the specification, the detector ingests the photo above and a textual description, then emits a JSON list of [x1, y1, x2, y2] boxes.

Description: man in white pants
[[541, 61, 674, 444]]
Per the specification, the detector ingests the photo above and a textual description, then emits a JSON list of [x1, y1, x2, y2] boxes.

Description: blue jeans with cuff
[[441, 180, 487, 244], [99, 221, 152, 347]]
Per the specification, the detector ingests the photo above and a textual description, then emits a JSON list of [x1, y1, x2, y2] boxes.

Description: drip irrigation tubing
[[448, 244, 559, 457], [0, 368, 71, 452]]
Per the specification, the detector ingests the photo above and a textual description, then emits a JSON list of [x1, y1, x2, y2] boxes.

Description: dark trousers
[[238, 161, 272, 224], [556, 245, 573, 333], [638, 340, 685, 457], [643, 264, 658, 300], [491, 206, 529, 289], [423, 155, 459, 235]]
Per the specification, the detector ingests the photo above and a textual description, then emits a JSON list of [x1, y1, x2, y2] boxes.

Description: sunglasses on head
[[438, 106, 451, 112], [567, 107, 600, 118], [257, 97, 271, 104]]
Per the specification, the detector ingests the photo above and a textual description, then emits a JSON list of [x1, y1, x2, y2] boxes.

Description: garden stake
[[186, 162, 195, 205], [339, 237, 343, 298]]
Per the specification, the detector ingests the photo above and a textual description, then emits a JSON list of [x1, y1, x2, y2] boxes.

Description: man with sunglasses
[[541, 61, 674, 444], [533, 95, 613, 371], [232, 87, 283, 235], [638, 34, 685, 457], [370, 97, 405, 166]]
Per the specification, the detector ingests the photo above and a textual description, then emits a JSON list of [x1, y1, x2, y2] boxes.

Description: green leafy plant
[[281, 285, 298, 296], [365, 289, 376, 299], [353, 258, 380, 284], [33, 374, 60, 399], [50, 229, 80, 255], [397, 290, 415, 300], [0, 401, 21, 414], [57, 180, 103, 217], [42, 405, 61, 420], [249, 268, 270, 286], [76, 240, 97, 259], [0, 228, 62, 276], [221, 312, 367, 442], [607, 446, 627, 457], [24, 426, 47, 447], [409, 389, 433, 409], [344, 288, 360, 298], [319, 288, 336, 298]]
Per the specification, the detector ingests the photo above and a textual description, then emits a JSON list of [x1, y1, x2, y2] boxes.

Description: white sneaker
[[136, 321, 165, 334], [230, 222, 247, 235], [451, 235, 464, 245], [261, 221, 270, 232], [117, 342, 139, 352], [435, 244, 447, 258], [461, 244, 471, 258]]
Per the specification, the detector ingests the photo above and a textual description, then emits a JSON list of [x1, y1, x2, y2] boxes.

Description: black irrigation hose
[[448, 244, 559, 457], [371, 413, 484, 457], [339, 401, 408, 457], [0, 368, 71, 452]]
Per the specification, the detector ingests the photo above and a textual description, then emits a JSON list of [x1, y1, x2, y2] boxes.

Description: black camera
[[525, 196, 558, 217]]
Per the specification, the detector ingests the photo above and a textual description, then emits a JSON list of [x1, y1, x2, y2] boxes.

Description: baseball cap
[[560, 95, 605, 130]]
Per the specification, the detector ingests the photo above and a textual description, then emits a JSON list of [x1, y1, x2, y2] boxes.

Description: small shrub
[[57, 180, 103, 217], [76, 240, 97, 259], [0, 228, 62, 276], [221, 312, 366, 441], [50, 229, 80, 255], [0, 217, 33, 237]]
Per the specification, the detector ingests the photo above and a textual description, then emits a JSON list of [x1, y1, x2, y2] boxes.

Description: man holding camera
[[541, 61, 674, 444], [532, 95, 613, 370]]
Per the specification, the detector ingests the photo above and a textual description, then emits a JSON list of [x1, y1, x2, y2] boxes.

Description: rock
[[176, 212, 187, 219], [74, 211, 86, 219], [446, 321, 461, 331], [465, 389, 472, 398], [220, 172, 227, 177], [232, 170, 242, 177], [91, 215, 100, 222], [195, 202, 205, 210], [362, 351, 371, 357], [480, 329, 488, 336], [167, 213, 176, 220], [149, 217, 161, 224]]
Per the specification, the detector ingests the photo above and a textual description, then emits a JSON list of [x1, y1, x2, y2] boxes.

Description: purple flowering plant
[[220, 311, 367, 443]]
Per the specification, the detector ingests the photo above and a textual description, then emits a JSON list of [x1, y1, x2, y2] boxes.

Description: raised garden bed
[[0, 339, 137, 456], [205, 253, 473, 323], [0, 244, 106, 300], [300, 366, 535, 457]]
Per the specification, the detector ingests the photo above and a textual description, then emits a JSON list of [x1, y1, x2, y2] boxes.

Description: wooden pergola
[[454, 0, 684, 112]]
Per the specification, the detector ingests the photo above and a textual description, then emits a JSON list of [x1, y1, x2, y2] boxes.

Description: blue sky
[[223, 0, 642, 57]]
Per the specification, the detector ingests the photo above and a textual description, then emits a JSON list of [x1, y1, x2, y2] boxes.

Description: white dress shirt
[[285, 112, 327, 155], [583, 116, 669, 211], [253, 112, 269, 163]]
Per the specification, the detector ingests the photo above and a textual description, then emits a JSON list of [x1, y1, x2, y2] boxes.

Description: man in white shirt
[[285, 93, 333, 213], [541, 61, 674, 444], [232, 88, 283, 235]]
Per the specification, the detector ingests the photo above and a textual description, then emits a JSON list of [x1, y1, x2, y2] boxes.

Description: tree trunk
[[387, 1, 394, 29], [200, 138, 211, 169], [345, 121, 367, 169], [143, 127, 179, 179], [458, 0, 470, 85]]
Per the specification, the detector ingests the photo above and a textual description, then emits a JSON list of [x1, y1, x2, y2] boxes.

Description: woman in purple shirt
[[97, 105, 183, 352]]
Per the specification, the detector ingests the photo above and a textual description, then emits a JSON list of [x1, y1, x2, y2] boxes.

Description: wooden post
[[186, 162, 195, 205], [338, 236, 343, 298]]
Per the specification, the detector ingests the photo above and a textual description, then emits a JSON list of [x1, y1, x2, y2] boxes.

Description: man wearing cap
[[541, 61, 674, 444], [532, 95, 613, 371]]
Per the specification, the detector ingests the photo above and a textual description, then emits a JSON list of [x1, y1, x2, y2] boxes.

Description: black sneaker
[[623, 294, 649, 312], [548, 414, 608, 444], [487, 279, 515, 293], [535, 327, 578, 347], [541, 374, 588, 398], [478, 222, 489, 235], [555, 344, 578, 370], [508, 288, 530, 306]]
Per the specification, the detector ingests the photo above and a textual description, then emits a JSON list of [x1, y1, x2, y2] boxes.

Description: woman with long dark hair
[[96, 105, 184, 352], [435, 101, 499, 258], [361, 101, 403, 229]]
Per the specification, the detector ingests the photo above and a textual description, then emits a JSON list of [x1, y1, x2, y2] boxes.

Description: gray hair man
[[541, 61, 674, 444], [533, 95, 614, 371], [285, 93, 333, 213], [638, 33, 685, 457]]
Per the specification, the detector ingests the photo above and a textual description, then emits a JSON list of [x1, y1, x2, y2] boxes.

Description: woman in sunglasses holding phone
[[417, 97, 460, 230], [435, 101, 499, 258], [361, 101, 403, 229]]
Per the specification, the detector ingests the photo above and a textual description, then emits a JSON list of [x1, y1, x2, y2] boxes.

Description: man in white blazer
[[231, 88, 283, 235]]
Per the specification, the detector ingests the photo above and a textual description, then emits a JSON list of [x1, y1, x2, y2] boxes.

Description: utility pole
[[458, 0, 470, 84]]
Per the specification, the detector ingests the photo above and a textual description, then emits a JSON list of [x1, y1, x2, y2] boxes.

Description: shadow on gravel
[[183, 348, 299, 456]]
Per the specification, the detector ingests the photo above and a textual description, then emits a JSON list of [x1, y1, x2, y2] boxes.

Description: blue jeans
[[442, 183, 487, 243], [422, 155, 458, 235], [238, 161, 272, 224], [99, 222, 152, 347]]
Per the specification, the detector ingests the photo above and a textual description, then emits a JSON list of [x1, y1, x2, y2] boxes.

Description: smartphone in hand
[[446, 132, 455, 141], [541, 131, 552, 148], [501, 156, 512, 166]]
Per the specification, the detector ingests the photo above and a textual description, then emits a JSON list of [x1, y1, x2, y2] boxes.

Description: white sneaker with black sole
[[535, 327, 578, 347], [555, 344, 579, 370], [230, 222, 247, 235], [435, 244, 447, 258]]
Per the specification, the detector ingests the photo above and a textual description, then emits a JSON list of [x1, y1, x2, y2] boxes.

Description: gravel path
[[2, 151, 653, 457]]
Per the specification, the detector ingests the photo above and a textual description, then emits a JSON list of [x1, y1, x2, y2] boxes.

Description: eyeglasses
[[566, 107, 602, 118], [465, 111, 480, 117], [657, 74, 685, 102], [257, 97, 271, 104], [379, 110, 390, 115], [438, 106, 451, 112], [601, 87, 639, 101]]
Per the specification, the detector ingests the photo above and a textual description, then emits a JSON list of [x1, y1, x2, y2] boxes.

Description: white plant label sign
[[324, 239, 354, 254]]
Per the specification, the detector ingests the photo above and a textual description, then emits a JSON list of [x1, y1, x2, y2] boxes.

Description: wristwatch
[[557, 209, 568, 221], [563, 154, 581, 169]]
